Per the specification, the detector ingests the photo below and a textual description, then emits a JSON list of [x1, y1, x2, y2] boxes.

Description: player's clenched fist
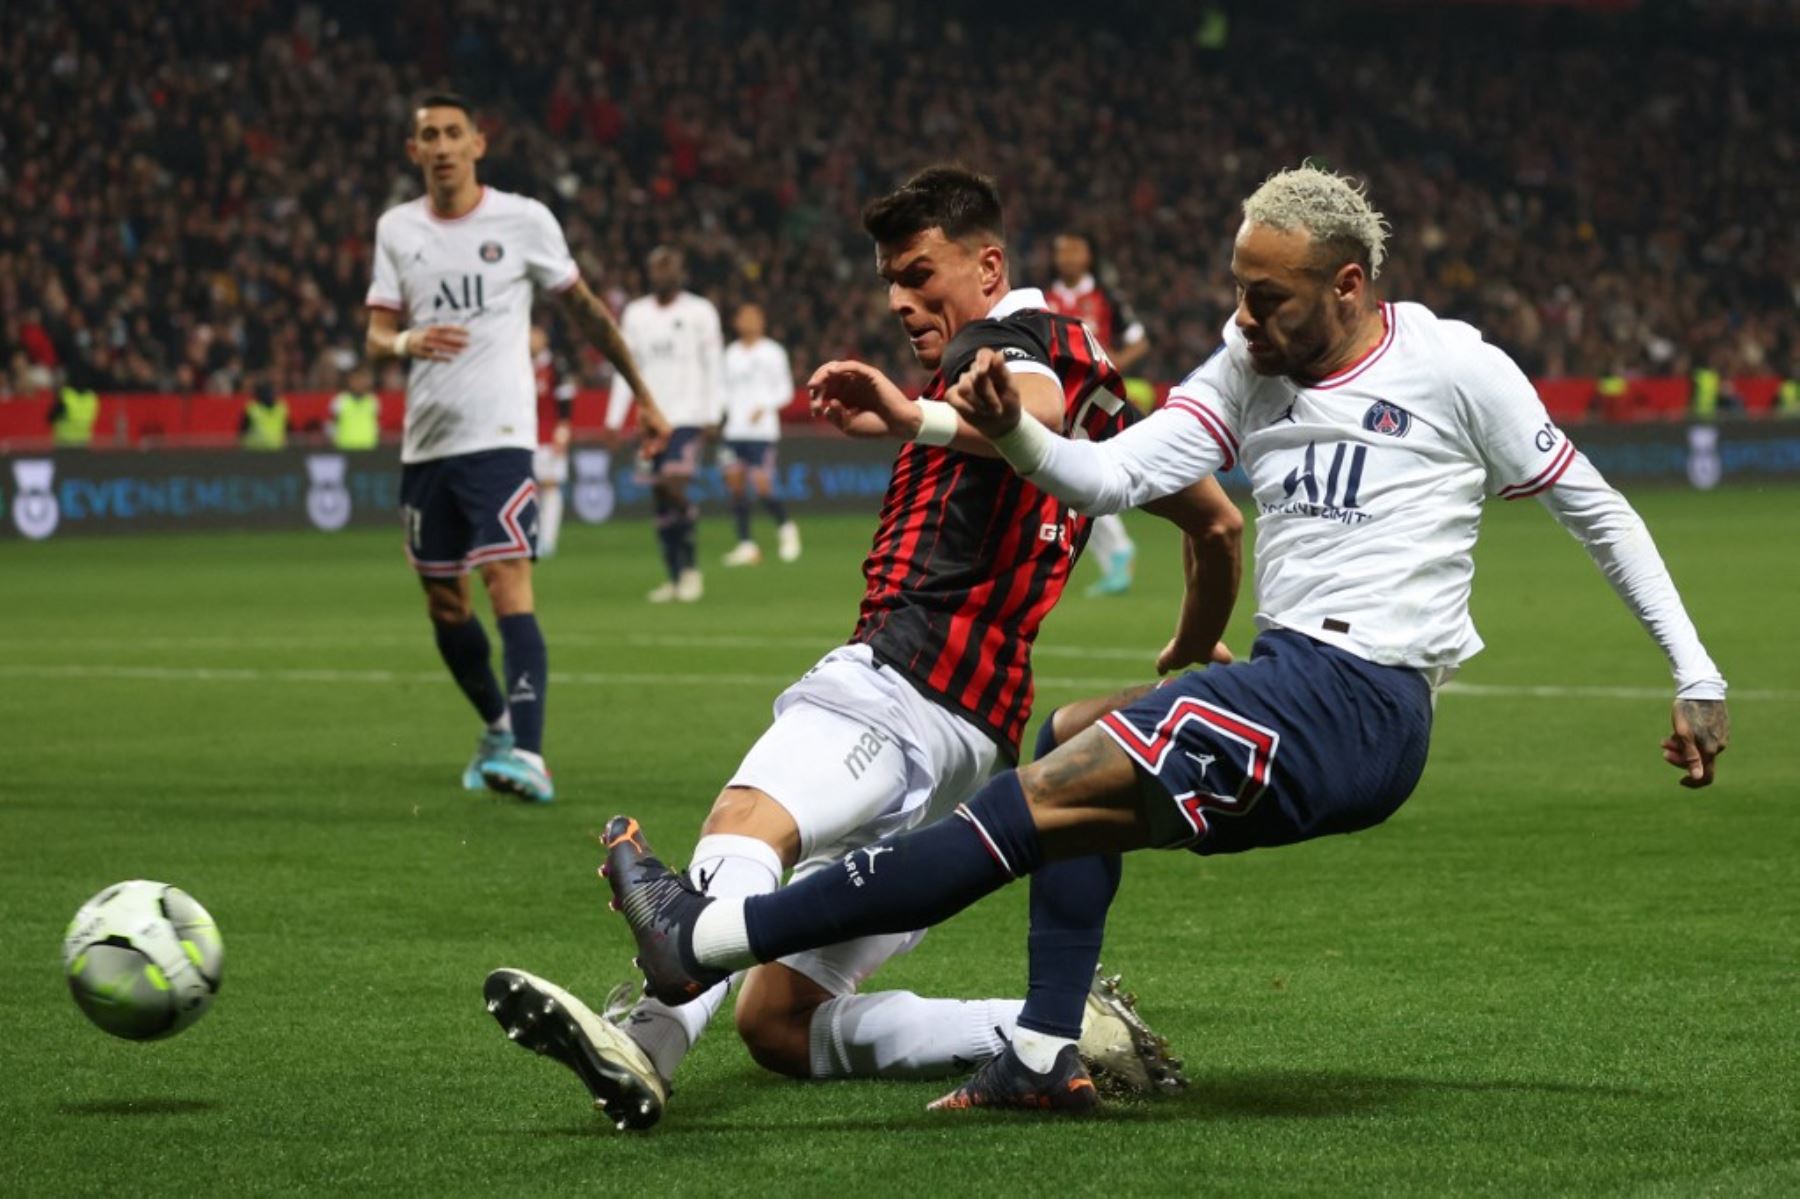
[[945, 347, 1022, 437], [397, 324, 470, 361]]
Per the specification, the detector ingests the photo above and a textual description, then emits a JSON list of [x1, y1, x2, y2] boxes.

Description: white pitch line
[[0, 662, 1792, 702], [0, 631, 1158, 661]]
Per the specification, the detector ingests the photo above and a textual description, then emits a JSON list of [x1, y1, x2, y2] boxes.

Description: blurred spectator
[[1, 0, 1794, 401]]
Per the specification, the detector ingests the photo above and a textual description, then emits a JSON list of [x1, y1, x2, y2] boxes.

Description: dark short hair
[[413, 92, 475, 127], [1055, 228, 1098, 259], [861, 165, 1004, 247]]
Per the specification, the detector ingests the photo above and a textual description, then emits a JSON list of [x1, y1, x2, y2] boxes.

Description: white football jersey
[[1006, 301, 1723, 695], [605, 292, 724, 430], [366, 187, 578, 464], [721, 338, 793, 441]]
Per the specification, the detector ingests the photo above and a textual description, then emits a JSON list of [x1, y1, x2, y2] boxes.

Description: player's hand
[[1663, 698, 1728, 788], [401, 324, 469, 361], [807, 361, 919, 439], [637, 399, 672, 456], [946, 348, 1023, 438], [552, 421, 572, 452], [1155, 638, 1234, 676]]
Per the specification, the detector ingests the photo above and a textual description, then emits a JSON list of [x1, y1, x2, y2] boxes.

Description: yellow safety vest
[[332, 392, 381, 450], [1778, 379, 1800, 417], [53, 387, 99, 446], [1690, 368, 1720, 420], [242, 400, 289, 450], [1596, 374, 1626, 398]]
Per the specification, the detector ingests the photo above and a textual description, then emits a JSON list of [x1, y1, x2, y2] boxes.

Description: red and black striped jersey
[[850, 291, 1135, 758], [1046, 274, 1146, 354]]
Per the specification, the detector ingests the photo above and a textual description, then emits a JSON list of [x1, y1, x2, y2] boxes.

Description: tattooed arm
[[558, 280, 669, 450]]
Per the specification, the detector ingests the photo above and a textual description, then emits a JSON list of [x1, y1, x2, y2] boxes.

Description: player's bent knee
[[700, 787, 801, 865], [479, 559, 534, 616]]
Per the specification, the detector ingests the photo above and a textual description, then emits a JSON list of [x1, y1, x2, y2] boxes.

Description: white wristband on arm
[[912, 400, 960, 447], [990, 414, 1055, 474], [393, 329, 413, 359]]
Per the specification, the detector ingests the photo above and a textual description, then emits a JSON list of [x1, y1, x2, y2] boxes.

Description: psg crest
[[479, 241, 505, 263], [1361, 400, 1411, 438]]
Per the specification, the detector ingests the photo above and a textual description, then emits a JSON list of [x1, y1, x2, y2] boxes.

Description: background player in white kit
[[606, 247, 724, 602], [605, 165, 1733, 1115], [365, 93, 665, 803], [719, 302, 801, 567]]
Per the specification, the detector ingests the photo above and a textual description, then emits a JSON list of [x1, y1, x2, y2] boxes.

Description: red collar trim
[[1308, 303, 1395, 390]]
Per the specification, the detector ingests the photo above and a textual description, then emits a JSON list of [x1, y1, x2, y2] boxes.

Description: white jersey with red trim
[[996, 300, 1725, 697], [367, 187, 579, 464]]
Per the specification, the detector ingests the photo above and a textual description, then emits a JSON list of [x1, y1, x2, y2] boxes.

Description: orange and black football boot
[[600, 815, 727, 1006], [927, 1042, 1100, 1114]]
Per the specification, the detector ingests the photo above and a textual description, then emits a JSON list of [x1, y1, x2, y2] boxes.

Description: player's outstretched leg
[[483, 968, 667, 1131]]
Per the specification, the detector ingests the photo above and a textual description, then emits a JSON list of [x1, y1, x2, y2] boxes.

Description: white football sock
[[808, 991, 1023, 1079], [691, 898, 755, 970], [624, 834, 782, 1080], [537, 485, 564, 557], [625, 985, 732, 1083], [1010, 1025, 1077, 1074]]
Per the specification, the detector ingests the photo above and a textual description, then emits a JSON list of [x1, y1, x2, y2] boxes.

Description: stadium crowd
[[3, 0, 1795, 400]]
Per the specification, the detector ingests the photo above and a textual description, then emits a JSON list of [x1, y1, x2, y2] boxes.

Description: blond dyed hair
[[1242, 165, 1390, 280]]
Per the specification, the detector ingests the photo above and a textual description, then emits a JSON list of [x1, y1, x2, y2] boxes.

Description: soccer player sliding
[[486, 166, 1244, 1129], [606, 165, 1732, 1114]]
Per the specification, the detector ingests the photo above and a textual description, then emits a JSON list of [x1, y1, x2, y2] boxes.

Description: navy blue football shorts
[[1097, 630, 1433, 852], [399, 447, 538, 578], [651, 426, 706, 478], [721, 439, 777, 473]]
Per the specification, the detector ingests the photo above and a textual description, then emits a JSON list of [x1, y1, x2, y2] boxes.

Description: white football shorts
[[728, 643, 1000, 995]]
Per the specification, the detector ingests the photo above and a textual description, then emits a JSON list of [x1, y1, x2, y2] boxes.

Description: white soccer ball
[[63, 880, 223, 1040]]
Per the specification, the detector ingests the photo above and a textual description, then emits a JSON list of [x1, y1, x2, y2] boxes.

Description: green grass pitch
[[1, 487, 1796, 1195]]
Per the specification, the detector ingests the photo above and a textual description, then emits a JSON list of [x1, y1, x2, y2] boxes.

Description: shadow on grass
[[58, 1098, 222, 1117], [491, 1066, 1654, 1138]]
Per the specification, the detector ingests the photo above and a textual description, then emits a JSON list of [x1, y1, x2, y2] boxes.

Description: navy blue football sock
[[1033, 709, 1062, 761], [733, 496, 753, 543], [653, 495, 682, 582], [762, 494, 789, 525], [680, 504, 700, 573], [497, 613, 548, 754], [433, 617, 506, 725], [743, 772, 1045, 962], [1019, 853, 1122, 1039]]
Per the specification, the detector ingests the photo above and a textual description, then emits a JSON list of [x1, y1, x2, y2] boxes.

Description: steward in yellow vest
[[241, 385, 290, 451], [51, 387, 100, 446]]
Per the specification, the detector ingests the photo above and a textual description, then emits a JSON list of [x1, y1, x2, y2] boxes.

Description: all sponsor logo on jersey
[[1361, 400, 1411, 438], [479, 241, 505, 263]]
